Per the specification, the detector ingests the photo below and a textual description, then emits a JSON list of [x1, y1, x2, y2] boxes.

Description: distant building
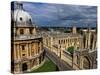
[[43, 25, 97, 70], [11, 2, 44, 73], [72, 25, 77, 34], [43, 26, 83, 52]]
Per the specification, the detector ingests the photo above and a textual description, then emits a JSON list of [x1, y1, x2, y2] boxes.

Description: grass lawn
[[30, 59, 57, 72]]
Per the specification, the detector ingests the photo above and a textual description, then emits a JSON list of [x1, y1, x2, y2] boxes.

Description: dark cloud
[[13, 1, 97, 27]]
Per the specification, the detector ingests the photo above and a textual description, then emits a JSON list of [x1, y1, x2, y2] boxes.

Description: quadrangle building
[[42, 26, 97, 69]]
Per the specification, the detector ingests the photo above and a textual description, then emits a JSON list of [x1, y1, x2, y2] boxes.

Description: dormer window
[[20, 17, 23, 21], [29, 19, 31, 22], [29, 19, 32, 24]]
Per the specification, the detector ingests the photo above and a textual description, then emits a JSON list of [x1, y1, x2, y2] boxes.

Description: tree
[[67, 46, 74, 55]]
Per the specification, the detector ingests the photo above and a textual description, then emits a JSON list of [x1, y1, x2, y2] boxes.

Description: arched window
[[30, 28, 33, 34], [20, 29, 24, 34], [22, 45, 25, 50]]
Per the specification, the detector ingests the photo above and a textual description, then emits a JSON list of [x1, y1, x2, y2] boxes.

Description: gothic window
[[83, 56, 90, 69]]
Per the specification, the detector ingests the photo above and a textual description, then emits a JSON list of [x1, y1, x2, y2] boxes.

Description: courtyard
[[30, 58, 58, 73]]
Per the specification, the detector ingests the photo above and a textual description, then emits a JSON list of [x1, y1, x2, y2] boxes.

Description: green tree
[[67, 46, 74, 55]]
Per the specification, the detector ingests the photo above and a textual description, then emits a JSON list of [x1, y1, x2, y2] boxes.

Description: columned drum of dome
[[11, 2, 45, 74]]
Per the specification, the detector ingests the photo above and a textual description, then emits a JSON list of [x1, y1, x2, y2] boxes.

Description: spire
[[87, 19, 91, 33]]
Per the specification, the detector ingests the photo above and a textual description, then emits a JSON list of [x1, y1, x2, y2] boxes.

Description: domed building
[[11, 2, 45, 73]]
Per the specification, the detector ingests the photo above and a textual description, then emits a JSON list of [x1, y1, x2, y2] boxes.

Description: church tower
[[72, 25, 77, 34]]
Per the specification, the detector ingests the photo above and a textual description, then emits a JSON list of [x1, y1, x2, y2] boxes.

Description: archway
[[22, 63, 28, 71], [83, 56, 90, 69]]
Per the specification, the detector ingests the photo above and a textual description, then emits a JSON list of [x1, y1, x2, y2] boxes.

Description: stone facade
[[72, 49, 97, 69], [81, 29, 97, 50], [11, 2, 44, 74], [42, 26, 97, 70], [43, 27, 83, 52], [72, 28, 97, 70]]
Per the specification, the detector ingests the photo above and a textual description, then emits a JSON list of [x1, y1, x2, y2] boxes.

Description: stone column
[[84, 31, 88, 49], [25, 28, 29, 35], [14, 64, 17, 73], [37, 58, 39, 65], [38, 42, 40, 54], [33, 27, 36, 34], [14, 63, 21, 73], [72, 51, 76, 69], [34, 42, 37, 55], [36, 42, 38, 54], [79, 38, 83, 49], [51, 37, 53, 51], [85, 33, 87, 48], [26, 43, 29, 57], [87, 31, 91, 49], [92, 34, 96, 49], [28, 43, 30, 57], [32, 43, 35, 55], [31, 43, 34, 56], [92, 34, 95, 49], [29, 43, 32, 57], [39, 42, 42, 52], [17, 28, 20, 35], [61, 48, 64, 60], [14, 44, 16, 60], [27, 62, 31, 72], [19, 44, 22, 58], [19, 63, 23, 73], [79, 56, 83, 69], [17, 44, 20, 59]]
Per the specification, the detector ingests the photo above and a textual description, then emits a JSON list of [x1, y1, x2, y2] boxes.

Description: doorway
[[22, 63, 28, 71], [83, 56, 90, 69]]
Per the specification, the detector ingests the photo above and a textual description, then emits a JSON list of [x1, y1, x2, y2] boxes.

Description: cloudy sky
[[12, 2, 97, 27]]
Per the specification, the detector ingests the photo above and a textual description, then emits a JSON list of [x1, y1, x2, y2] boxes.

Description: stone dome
[[13, 2, 33, 27]]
